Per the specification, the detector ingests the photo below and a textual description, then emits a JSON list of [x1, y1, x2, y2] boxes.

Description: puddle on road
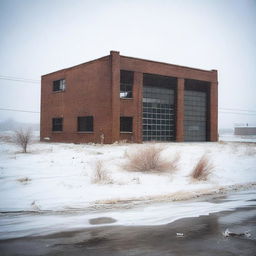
[[89, 217, 116, 225], [0, 189, 256, 240]]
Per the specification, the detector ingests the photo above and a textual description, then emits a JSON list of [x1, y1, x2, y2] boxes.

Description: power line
[[219, 111, 256, 116], [0, 75, 40, 85], [219, 108, 256, 113], [0, 78, 40, 84], [0, 108, 40, 114], [0, 108, 255, 116], [0, 75, 40, 82]]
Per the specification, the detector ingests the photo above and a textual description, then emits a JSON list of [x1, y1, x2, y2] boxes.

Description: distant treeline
[[0, 119, 39, 131]]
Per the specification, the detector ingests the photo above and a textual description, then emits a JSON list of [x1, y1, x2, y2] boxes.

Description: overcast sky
[[0, 0, 255, 128]]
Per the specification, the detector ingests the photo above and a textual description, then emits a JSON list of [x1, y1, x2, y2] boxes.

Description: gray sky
[[0, 0, 256, 128]]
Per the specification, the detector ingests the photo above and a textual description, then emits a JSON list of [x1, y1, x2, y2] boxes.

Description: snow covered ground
[[0, 131, 255, 213], [219, 133, 256, 143], [1, 190, 256, 239]]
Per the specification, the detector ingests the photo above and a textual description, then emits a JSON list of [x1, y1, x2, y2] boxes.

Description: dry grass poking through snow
[[17, 177, 31, 184], [124, 144, 179, 173], [91, 160, 113, 184], [191, 155, 214, 181]]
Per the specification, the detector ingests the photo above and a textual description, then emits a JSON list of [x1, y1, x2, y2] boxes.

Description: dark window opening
[[184, 79, 210, 142], [52, 118, 63, 131], [185, 79, 210, 92], [120, 117, 133, 132], [53, 79, 66, 92], [120, 70, 133, 98], [143, 73, 177, 89], [77, 116, 93, 132]]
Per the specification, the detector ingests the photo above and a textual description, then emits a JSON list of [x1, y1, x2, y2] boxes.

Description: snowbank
[[0, 134, 255, 212]]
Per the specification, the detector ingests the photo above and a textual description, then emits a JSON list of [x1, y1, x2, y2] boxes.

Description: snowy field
[[0, 131, 255, 213], [219, 133, 256, 143]]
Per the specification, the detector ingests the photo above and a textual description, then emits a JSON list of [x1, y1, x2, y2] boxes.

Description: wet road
[[0, 192, 256, 256]]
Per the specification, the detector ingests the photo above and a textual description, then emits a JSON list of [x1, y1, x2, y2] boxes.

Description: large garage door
[[142, 75, 176, 141], [184, 90, 207, 141]]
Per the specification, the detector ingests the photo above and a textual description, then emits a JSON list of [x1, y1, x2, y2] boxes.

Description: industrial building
[[234, 126, 256, 136], [40, 51, 218, 143]]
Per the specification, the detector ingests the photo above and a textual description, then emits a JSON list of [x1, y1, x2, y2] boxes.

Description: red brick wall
[[119, 55, 218, 143], [110, 51, 120, 143], [210, 80, 218, 141], [41, 51, 218, 144], [40, 56, 113, 143], [120, 56, 217, 82]]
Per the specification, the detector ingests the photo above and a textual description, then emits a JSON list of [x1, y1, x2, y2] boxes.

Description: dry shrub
[[114, 140, 127, 145], [125, 144, 179, 173], [13, 128, 32, 153], [191, 155, 214, 181], [91, 160, 113, 184], [17, 177, 31, 184]]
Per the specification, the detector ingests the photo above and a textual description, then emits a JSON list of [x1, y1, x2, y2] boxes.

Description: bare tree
[[13, 128, 33, 153]]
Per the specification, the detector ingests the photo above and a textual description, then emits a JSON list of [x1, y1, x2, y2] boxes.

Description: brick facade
[[40, 51, 218, 143]]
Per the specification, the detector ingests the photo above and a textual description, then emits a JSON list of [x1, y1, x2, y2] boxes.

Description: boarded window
[[52, 118, 63, 131], [77, 116, 94, 132], [120, 117, 133, 132], [53, 79, 66, 92], [120, 70, 133, 98]]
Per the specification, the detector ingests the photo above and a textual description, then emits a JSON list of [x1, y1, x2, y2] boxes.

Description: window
[[142, 74, 177, 142], [52, 118, 63, 131], [120, 117, 133, 132], [53, 79, 66, 92], [120, 70, 133, 98], [77, 116, 93, 132]]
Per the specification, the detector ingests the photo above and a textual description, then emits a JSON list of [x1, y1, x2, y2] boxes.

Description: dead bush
[[13, 128, 32, 153], [191, 155, 214, 181], [125, 145, 179, 173], [91, 160, 113, 184], [17, 177, 31, 184]]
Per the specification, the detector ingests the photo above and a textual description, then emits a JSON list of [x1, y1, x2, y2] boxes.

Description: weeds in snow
[[91, 160, 113, 184], [31, 200, 41, 211], [124, 144, 179, 173], [191, 155, 214, 181], [131, 177, 141, 184], [17, 177, 31, 184]]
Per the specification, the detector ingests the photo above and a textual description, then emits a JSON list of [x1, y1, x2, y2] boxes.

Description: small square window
[[52, 118, 63, 131], [53, 79, 66, 92], [120, 117, 133, 132], [77, 116, 93, 132]]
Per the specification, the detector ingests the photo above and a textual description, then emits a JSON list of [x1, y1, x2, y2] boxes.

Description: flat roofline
[[120, 54, 217, 74], [42, 51, 217, 78], [42, 55, 109, 77]]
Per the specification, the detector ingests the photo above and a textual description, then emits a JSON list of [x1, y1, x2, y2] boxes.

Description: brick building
[[40, 51, 218, 143]]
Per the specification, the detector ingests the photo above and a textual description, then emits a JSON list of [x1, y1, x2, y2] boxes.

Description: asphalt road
[[1, 204, 256, 256]]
